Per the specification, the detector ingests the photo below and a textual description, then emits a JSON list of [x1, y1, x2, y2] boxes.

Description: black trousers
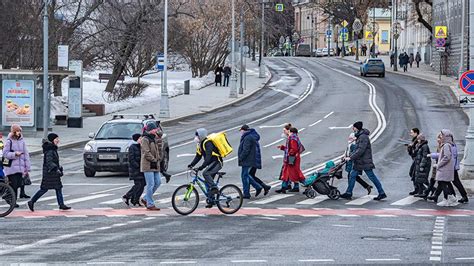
[[453, 170, 468, 198], [223, 76, 230, 87], [434, 181, 455, 199], [7, 173, 23, 199], [125, 179, 146, 205], [249, 167, 269, 189]]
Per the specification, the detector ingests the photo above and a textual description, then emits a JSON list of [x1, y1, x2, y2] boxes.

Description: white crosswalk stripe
[[251, 194, 294, 204], [296, 195, 328, 205], [99, 198, 125, 205], [346, 195, 374, 205], [0, 195, 69, 208], [49, 194, 113, 206], [390, 196, 422, 206]]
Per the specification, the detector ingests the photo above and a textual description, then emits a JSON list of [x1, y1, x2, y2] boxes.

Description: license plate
[[98, 154, 118, 160]]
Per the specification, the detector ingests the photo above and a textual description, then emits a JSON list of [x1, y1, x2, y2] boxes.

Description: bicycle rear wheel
[[217, 184, 243, 215], [172, 184, 199, 215], [0, 183, 16, 217]]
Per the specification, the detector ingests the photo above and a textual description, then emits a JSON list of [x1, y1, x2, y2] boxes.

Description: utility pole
[[327, 16, 332, 56], [160, 0, 170, 117], [259, 0, 266, 78], [239, 7, 245, 94], [310, 12, 314, 57], [230, 0, 238, 98], [42, 0, 50, 140], [458, 0, 466, 78], [460, 0, 474, 179]]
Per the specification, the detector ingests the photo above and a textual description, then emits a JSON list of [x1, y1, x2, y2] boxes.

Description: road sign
[[460, 70, 474, 95], [326, 30, 332, 36], [156, 53, 164, 71], [352, 18, 363, 32], [435, 38, 446, 47], [392, 22, 402, 35], [435, 26, 448, 38], [342, 20, 348, 27], [339, 32, 349, 41], [460, 95, 474, 107], [436, 47, 446, 52], [339, 27, 348, 34], [365, 31, 373, 40], [367, 22, 379, 34], [275, 3, 284, 12]]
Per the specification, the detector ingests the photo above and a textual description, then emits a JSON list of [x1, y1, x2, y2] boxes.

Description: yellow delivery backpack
[[203, 132, 233, 158]]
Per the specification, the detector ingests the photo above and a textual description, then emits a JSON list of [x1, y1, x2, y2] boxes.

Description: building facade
[[293, 0, 330, 51]]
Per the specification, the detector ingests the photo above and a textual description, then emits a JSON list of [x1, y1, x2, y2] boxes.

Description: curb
[[29, 67, 273, 156]]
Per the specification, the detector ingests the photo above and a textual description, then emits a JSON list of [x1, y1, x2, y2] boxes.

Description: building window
[[381, 30, 389, 44]]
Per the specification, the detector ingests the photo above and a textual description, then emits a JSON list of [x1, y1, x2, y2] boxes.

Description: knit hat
[[145, 122, 158, 132], [132, 133, 141, 142], [417, 133, 426, 142], [353, 121, 363, 131], [48, 133, 59, 143], [10, 124, 22, 133]]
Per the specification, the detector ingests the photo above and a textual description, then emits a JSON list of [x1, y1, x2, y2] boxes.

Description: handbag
[[288, 155, 296, 165], [1, 140, 13, 167]]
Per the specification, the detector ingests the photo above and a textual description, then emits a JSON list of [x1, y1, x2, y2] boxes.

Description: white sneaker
[[437, 199, 449, 207], [447, 195, 459, 207]]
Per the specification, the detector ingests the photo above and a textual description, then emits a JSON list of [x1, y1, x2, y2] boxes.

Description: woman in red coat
[[276, 127, 306, 193]]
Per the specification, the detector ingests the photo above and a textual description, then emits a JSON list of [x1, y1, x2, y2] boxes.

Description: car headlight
[[84, 144, 94, 152]]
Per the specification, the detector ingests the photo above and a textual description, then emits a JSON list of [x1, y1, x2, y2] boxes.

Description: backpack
[[204, 132, 233, 158]]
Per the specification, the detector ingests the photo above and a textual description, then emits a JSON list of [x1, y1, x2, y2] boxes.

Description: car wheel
[[363, 73, 367, 77], [160, 149, 169, 172], [381, 72, 385, 78], [360, 72, 363, 76], [84, 167, 96, 177]]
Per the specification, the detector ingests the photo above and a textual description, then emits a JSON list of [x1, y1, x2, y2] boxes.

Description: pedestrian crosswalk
[[13, 190, 468, 210]]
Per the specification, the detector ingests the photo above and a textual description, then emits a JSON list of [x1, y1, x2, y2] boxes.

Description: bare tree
[[412, 0, 432, 33]]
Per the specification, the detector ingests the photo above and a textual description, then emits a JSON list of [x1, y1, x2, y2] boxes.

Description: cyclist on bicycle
[[187, 128, 222, 208]]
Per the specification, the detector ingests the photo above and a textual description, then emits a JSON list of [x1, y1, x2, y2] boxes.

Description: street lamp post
[[43, 0, 50, 140], [327, 16, 332, 56], [259, 0, 266, 78], [239, 7, 245, 94], [160, 0, 170, 117], [230, 0, 238, 98]]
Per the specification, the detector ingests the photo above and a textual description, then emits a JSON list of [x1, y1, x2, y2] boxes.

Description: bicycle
[[0, 181, 16, 217], [172, 169, 243, 215]]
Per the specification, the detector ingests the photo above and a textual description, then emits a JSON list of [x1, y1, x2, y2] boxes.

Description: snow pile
[[52, 70, 213, 118]]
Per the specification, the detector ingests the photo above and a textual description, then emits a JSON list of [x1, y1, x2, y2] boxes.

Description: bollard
[[184, 80, 190, 95]]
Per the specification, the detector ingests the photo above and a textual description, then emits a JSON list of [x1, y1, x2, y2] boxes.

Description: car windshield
[[95, 122, 143, 140], [368, 60, 383, 65]]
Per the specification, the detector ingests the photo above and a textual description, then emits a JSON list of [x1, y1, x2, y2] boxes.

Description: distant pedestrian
[[27, 133, 70, 211], [390, 53, 395, 68], [238, 125, 263, 199], [407, 128, 420, 195], [123, 134, 146, 207], [2, 124, 31, 207], [0, 134, 5, 182], [403, 52, 409, 72], [398, 52, 404, 69], [431, 130, 458, 207], [276, 127, 306, 194], [415, 52, 422, 68], [409, 53, 414, 68], [140, 122, 163, 211], [341, 121, 387, 200], [223, 65, 232, 87], [214, 65, 223, 86], [413, 134, 431, 197], [345, 133, 372, 195], [361, 44, 367, 56]]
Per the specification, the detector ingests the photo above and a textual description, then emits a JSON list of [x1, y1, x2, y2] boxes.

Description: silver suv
[[83, 114, 169, 177]]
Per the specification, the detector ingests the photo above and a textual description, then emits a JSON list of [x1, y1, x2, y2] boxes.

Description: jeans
[[282, 181, 299, 189], [144, 172, 161, 207], [31, 188, 64, 206], [346, 169, 385, 196], [241, 166, 262, 197], [223, 76, 230, 87]]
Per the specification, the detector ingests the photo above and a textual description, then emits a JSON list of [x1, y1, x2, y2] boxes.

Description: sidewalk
[[22, 60, 271, 155]]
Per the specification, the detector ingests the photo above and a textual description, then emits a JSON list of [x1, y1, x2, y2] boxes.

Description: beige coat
[[140, 134, 162, 172], [435, 143, 454, 182]]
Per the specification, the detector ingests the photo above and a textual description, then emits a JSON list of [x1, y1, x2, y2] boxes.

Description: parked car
[[321, 48, 335, 56], [296, 44, 311, 57], [315, 48, 324, 57], [83, 114, 169, 177], [360, 58, 385, 77]]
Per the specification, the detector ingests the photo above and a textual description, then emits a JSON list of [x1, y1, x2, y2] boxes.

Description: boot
[[162, 172, 172, 183], [59, 205, 71, 210], [458, 197, 469, 204], [275, 188, 287, 194]]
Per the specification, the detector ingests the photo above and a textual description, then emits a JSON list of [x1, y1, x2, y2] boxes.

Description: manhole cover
[[362, 236, 409, 241]]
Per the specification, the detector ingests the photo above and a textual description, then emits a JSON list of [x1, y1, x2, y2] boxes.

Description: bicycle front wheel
[[0, 183, 16, 217], [172, 184, 199, 215], [217, 184, 243, 215]]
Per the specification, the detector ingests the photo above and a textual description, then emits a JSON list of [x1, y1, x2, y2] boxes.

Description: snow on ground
[[52, 70, 213, 118]]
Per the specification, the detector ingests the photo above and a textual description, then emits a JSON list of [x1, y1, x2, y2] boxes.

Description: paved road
[[1, 57, 473, 265]]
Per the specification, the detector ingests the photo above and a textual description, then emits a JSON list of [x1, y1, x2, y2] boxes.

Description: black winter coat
[[414, 141, 431, 184], [238, 129, 261, 168], [41, 142, 63, 190], [128, 143, 144, 180], [350, 129, 375, 171]]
